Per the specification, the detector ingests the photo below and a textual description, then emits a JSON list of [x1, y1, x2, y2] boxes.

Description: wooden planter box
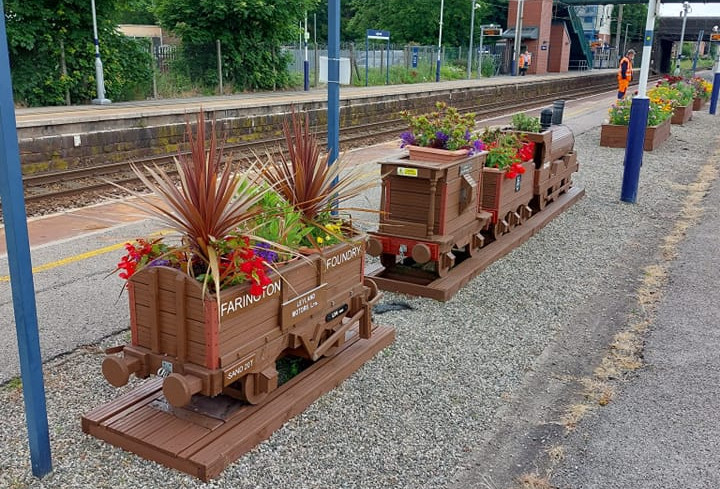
[[671, 103, 693, 125], [368, 150, 490, 276], [693, 97, 708, 111], [103, 238, 377, 407], [533, 151, 579, 210], [406, 145, 469, 163], [479, 159, 535, 237], [599, 118, 671, 152]]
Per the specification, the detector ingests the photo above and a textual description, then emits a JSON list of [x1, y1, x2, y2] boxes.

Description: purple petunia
[[469, 139, 486, 156], [400, 131, 416, 148], [434, 131, 449, 148], [254, 242, 278, 264]]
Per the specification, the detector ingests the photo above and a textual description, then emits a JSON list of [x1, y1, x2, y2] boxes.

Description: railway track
[[12, 78, 646, 217]]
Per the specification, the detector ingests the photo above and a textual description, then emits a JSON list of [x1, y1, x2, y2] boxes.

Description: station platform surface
[[14, 69, 618, 128]]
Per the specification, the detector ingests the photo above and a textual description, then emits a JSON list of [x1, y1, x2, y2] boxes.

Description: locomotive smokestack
[[552, 100, 566, 125], [540, 108, 553, 130]]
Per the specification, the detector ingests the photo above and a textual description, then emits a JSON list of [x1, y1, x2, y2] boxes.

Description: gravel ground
[[1, 111, 717, 489]]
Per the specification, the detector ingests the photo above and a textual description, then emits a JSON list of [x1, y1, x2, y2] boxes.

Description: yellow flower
[[316, 236, 324, 244]]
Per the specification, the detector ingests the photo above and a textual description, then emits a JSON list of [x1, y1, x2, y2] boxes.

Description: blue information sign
[[412, 46, 418, 68], [366, 29, 390, 40]]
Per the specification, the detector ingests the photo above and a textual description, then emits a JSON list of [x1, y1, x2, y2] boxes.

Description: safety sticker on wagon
[[397, 167, 418, 177]]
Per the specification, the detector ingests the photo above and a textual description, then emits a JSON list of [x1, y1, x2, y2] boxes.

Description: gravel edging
[[1, 112, 717, 489]]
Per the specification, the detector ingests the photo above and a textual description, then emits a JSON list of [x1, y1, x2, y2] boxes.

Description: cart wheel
[[436, 251, 455, 277], [492, 218, 509, 239], [242, 373, 269, 405]]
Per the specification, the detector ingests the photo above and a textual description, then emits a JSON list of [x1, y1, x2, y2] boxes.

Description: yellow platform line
[[0, 230, 173, 282]]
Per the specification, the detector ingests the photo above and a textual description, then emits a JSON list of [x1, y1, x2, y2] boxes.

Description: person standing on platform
[[518, 50, 527, 76], [523, 50, 532, 74], [617, 49, 635, 99]]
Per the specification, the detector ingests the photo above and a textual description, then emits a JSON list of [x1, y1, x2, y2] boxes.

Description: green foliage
[[154, 0, 318, 91], [113, 0, 157, 24], [6, 0, 152, 106], [510, 113, 542, 133], [350, 61, 466, 87], [345, 0, 500, 45], [481, 129, 524, 170], [400, 102, 480, 150]]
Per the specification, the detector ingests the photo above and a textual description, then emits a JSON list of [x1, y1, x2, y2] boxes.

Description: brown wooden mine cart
[[366, 151, 491, 277], [102, 239, 381, 408]]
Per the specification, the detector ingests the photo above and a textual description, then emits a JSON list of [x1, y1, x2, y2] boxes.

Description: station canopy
[[501, 26, 540, 40]]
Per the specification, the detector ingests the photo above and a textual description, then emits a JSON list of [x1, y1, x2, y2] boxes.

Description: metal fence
[[284, 42, 509, 80]]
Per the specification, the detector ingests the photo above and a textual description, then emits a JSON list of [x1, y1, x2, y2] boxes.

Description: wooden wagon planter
[[671, 103, 693, 125], [102, 238, 381, 408], [367, 150, 491, 277], [599, 118, 671, 152], [480, 159, 535, 238]]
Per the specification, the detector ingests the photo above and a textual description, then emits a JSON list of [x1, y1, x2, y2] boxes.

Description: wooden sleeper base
[[82, 324, 395, 481]]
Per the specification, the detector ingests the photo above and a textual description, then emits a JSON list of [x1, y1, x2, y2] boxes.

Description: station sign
[[366, 29, 390, 40], [482, 26, 503, 36]]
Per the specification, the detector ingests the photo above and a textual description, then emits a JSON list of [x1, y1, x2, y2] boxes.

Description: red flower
[[250, 283, 264, 296]]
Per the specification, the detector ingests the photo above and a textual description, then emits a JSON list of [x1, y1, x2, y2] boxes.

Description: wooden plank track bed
[[82, 325, 395, 481]]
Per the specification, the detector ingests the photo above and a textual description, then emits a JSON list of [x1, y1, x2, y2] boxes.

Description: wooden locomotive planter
[[671, 103, 693, 125], [366, 126, 584, 301], [599, 118, 671, 152], [367, 150, 491, 278], [85, 238, 395, 480]]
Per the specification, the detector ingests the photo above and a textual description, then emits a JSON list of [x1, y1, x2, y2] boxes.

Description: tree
[[154, 0, 319, 91], [5, 0, 152, 106], [345, 0, 502, 46]]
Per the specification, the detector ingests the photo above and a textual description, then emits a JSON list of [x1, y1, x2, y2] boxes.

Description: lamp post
[[436, 0, 445, 82], [512, 0, 524, 76], [623, 23, 630, 55], [90, 0, 110, 104], [303, 11, 309, 91], [467, 0, 480, 79], [674, 1, 691, 76]]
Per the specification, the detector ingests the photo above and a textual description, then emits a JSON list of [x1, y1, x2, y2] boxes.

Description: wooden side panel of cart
[[378, 153, 485, 239]]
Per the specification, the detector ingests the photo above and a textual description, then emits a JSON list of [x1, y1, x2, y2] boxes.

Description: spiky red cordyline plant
[[259, 108, 378, 239], [122, 111, 267, 297]]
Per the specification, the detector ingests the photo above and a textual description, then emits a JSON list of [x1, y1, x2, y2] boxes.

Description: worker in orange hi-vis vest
[[617, 49, 635, 99], [518, 51, 527, 76]]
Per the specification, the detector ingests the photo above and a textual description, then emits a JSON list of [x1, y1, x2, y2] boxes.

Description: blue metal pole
[[328, 0, 340, 192], [620, 0, 656, 203], [0, 0, 52, 477], [710, 48, 720, 115], [620, 98, 649, 203]]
